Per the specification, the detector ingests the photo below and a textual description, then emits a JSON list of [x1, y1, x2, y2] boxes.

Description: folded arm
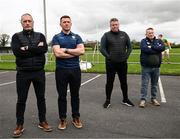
[[27, 34, 48, 54], [52, 45, 75, 58], [65, 43, 85, 56], [11, 34, 33, 57]]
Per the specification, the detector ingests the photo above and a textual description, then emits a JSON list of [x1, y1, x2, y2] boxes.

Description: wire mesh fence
[[1, 52, 180, 64]]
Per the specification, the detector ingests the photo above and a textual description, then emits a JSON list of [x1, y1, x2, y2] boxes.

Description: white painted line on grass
[[0, 72, 52, 87], [158, 77, 166, 103], [67, 74, 101, 92]]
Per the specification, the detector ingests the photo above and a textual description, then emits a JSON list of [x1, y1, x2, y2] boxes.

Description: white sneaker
[[151, 99, 160, 106], [139, 100, 146, 108]]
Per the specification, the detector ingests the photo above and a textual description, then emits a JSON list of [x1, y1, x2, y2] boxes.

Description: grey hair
[[20, 13, 33, 23]]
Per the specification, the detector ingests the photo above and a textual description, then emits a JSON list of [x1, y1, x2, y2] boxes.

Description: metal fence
[[1, 52, 180, 65]]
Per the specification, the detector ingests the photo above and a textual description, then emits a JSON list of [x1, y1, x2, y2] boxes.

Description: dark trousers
[[105, 61, 128, 101], [16, 70, 46, 125], [55, 67, 81, 119]]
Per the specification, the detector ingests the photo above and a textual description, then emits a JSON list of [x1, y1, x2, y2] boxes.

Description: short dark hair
[[110, 18, 119, 23], [60, 15, 71, 22], [158, 34, 163, 37], [146, 27, 154, 31]]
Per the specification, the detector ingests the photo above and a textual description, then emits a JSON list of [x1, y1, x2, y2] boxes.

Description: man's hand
[[20, 46, 28, 51], [38, 42, 44, 47]]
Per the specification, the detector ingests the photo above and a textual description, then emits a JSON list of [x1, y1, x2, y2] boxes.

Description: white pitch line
[[67, 74, 101, 92], [81, 74, 101, 86], [158, 77, 166, 103], [0, 72, 52, 87], [45, 72, 52, 76], [0, 71, 9, 75], [0, 81, 16, 87], [0, 73, 100, 88]]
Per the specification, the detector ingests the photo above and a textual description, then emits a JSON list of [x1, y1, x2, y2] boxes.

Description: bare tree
[[0, 34, 10, 47]]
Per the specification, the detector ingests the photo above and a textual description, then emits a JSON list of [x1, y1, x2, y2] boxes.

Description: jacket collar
[[61, 31, 73, 36], [110, 30, 120, 35], [146, 36, 156, 42], [22, 29, 34, 35]]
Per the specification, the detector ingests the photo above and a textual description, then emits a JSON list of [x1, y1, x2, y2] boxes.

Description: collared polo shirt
[[52, 31, 83, 68]]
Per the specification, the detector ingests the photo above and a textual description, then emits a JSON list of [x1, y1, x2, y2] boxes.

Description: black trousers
[[105, 61, 128, 101], [55, 67, 81, 119], [16, 69, 46, 125]]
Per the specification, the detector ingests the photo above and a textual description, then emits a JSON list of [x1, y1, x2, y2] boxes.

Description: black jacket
[[100, 30, 132, 63], [11, 30, 47, 71]]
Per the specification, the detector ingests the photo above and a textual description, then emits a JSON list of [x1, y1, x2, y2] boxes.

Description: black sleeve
[[100, 33, 110, 58], [11, 34, 33, 57], [28, 33, 48, 55], [125, 33, 132, 58]]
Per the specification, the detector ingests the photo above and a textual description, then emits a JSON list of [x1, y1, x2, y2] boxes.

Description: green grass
[[0, 48, 180, 75], [0, 62, 16, 70], [81, 48, 180, 75]]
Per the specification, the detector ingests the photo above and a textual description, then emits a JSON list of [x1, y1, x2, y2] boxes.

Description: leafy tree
[[0, 34, 10, 47]]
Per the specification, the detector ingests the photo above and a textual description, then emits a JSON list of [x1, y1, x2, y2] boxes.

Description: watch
[[64, 48, 68, 53]]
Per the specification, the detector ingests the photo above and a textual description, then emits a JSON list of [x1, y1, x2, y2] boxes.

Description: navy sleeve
[[51, 35, 59, 46], [76, 34, 83, 45], [151, 39, 165, 52], [140, 39, 157, 54]]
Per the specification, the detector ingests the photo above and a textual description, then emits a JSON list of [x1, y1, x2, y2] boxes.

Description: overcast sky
[[0, 0, 180, 44]]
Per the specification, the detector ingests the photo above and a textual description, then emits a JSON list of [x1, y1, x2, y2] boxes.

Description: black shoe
[[122, 99, 134, 107], [103, 100, 111, 108]]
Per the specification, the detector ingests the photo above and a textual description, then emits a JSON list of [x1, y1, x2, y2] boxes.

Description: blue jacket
[[140, 37, 165, 68]]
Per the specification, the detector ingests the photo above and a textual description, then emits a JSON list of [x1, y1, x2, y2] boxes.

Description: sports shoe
[[151, 99, 160, 106], [103, 100, 111, 108], [72, 118, 83, 129], [13, 125, 24, 138], [139, 100, 146, 108], [122, 99, 134, 107], [58, 119, 67, 130], [38, 121, 52, 132]]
